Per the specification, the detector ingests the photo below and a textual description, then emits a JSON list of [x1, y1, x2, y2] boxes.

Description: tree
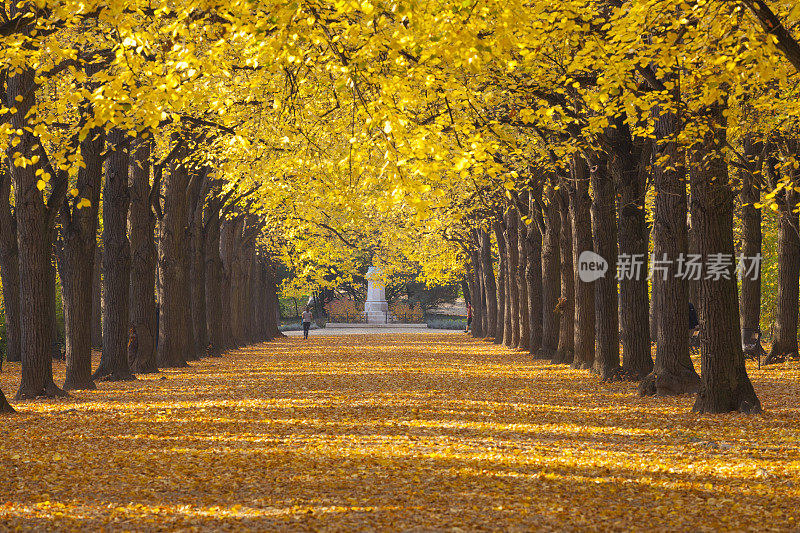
[[157, 136, 191, 368], [128, 136, 159, 373], [765, 142, 799, 363], [690, 105, 761, 414], [59, 95, 104, 391], [0, 158, 20, 364]]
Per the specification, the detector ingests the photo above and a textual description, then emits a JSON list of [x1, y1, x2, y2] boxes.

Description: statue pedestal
[[364, 266, 389, 324]]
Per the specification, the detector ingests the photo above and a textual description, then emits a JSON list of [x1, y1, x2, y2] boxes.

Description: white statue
[[364, 266, 389, 323]]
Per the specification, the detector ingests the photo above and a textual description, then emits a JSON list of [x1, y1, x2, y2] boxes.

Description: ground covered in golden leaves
[[1, 333, 799, 532]]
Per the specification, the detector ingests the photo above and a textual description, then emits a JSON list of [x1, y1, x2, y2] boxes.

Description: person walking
[[302, 307, 313, 339]]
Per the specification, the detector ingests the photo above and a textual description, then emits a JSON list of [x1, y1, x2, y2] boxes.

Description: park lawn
[[1, 334, 799, 532]]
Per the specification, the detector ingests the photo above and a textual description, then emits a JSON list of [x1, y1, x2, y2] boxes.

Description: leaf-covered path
[[1, 333, 799, 532]]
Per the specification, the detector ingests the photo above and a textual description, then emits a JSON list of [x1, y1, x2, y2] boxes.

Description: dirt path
[[1, 334, 798, 531]]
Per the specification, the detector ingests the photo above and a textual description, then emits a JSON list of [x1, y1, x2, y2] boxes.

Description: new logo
[[578, 251, 608, 283]]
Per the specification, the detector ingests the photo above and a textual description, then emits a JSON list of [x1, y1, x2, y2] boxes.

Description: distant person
[[302, 307, 313, 339], [689, 302, 699, 330], [466, 302, 473, 333]]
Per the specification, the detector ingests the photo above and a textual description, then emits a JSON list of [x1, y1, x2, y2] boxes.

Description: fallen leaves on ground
[[1, 334, 799, 532]]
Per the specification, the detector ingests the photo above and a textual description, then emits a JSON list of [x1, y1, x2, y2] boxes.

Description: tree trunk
[[690, 106, 761, 414], [589, 152, 621, 381], [610, 119, 654, 380], [264, 259, 283, 338], [0, 343, 12, 412], [157, 136, 190, 368], [493, 221, 507, 345], [204, 194, 225, 357], [538, 184, 561, 360], [525, 195, 543, 355], [189, 168, 210, 357], [739, 136, 762, 336], [229, 217, 248, 345], [219, 218, 236, 349], [649, 278, 659, 342], [94, 129, 134, 382], [504, 208, 521, 348], [639, 100, 701, 397], [47, 245, 60, 359], [516, 210, 531, 351], [60, 117, 103, 390], [480, 229, 498, 339], [0, 160, 21, 364], [555, 188, 575, 364], [767, 161, 799, 360], [7, 66, 64, 399], [570, 155, 595, 370], [128, 137, 158, 373], [91, 245, 102, 349], [469, 245, 484, 338]]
